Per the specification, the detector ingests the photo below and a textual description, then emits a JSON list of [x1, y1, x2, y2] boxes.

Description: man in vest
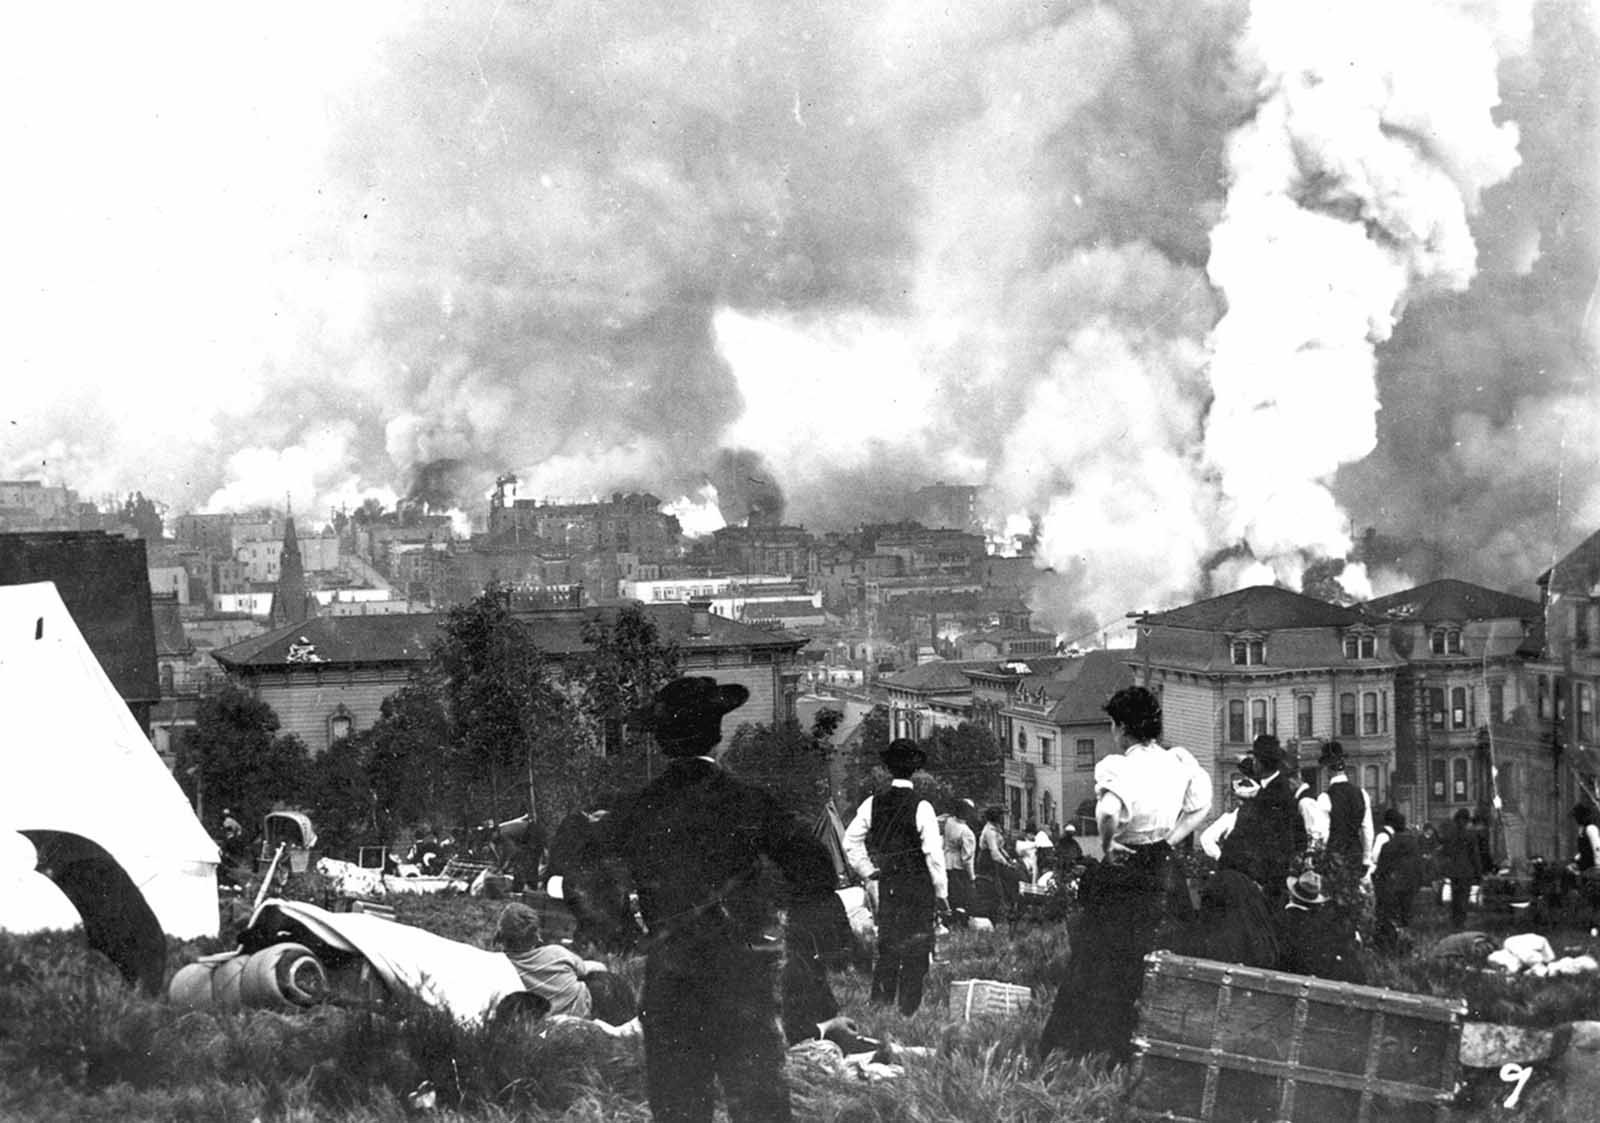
[[1315, 741, 1374, 933], [844, 738, 949, 1015]]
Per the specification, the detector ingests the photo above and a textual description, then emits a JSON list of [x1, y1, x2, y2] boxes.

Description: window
[[1489, 683, 1505, 725], [1452, 757, 1470, 801], [1430, 628, 1462, 655], [1017, 729, 1027, 758], [1228, 700, 1246, 743], [1362, 692, 1379, 735], [1428, 687, 1446, 729], [1451, 687, 1469, 730], [1581, 684, 1595, 742], [1296, 695, 1313, 739], [1339, 693, 1357, 737], [1009, 786, 1022, 827], [1040, 737, 1054, 766], [1577, 602, 1592, 651], [1251, 699, 1268, 739], [329, 713, 352, 742], [1076, 738, 1096, 770], [1231, 637, 1265, 665], [1343, 633, 1377, 659], [1363, 764, 1383, 806], [1381, 690, 1389, 732], [1558, 677, 1569, 722], [1431, 758, 1446, 799], [1447, 630, 1462, 654], [1539, 675, 1551, 720]]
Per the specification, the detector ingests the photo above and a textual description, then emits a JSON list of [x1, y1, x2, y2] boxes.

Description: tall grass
[[6, 890, 1600, 1121]]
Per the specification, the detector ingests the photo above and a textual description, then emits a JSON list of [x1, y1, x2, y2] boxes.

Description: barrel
[[240, 942, 328, 1009], [166, 952, 249, 1011]]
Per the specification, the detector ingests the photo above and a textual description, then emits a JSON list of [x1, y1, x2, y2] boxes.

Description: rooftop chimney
[[688, 598, 712, 638]]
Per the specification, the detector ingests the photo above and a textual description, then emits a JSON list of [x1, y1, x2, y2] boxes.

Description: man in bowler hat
[[843, 738, 949, 1014], [1218, 734, 1307, 909], [605, 676, 836, 1123]]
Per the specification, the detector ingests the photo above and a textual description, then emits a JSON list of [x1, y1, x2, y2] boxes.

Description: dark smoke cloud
[[708, 448, 785, 526], [1336, 1, 1600, 593]]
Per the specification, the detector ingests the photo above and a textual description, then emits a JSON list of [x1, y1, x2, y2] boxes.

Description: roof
[[1363, 579, 1541, 623], [1142, 585, 1375, 632], [214, 601, 805, 670], [1542, 527, 1600, 595], [0, 531, 161, 704], [1010, 650, 1135, 725], [880, 659, 987, 693]]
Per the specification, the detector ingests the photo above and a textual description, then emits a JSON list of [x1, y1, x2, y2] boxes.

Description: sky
[[1, 0, 1596, 636]]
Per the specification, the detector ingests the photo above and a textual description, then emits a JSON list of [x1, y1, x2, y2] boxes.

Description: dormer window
[[1429, 628, 1463, 656], [1230, 636, 1265, 665], [1342, 631, 1377, 659]]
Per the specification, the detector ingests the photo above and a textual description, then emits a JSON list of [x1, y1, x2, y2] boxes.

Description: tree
[[573, 604, 681, 790], [118, 491, 165, 541], [304, 734, 373, 856], [362, 682, 454, 842], [173, 683, 309, 833], [723, 717, 832, 817], [924, 722, 1004, 807], [429, 585, 584, 823], [857, 704, 891, 757]]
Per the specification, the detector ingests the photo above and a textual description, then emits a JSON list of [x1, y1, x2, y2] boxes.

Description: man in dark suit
[[606, 676, 836, 1123], [1219, 735, 1307, 909]]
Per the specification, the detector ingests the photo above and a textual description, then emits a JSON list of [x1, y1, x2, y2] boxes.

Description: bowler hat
[[880, 738, 927, 773], [1286, 869, 1328, 905], [640, 676, 750, 755], [1251, 734, 1285, 770], [1318, 741, 1346, 769]]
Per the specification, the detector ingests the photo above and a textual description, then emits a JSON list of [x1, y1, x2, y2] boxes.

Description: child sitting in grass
[[492, 903, 636, 1025]]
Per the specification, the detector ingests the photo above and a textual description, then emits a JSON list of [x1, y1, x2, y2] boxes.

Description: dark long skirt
[[1039, 843, 1188, 1063]]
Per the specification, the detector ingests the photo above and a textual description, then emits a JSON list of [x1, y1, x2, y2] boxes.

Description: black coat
[[606, 758, 836, 947]]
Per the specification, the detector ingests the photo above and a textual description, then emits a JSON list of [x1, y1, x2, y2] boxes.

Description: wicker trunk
[[1129, 951, 1466, 1123]]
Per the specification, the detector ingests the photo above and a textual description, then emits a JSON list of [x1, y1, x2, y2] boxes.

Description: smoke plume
[[6, 0, 1593, 637]]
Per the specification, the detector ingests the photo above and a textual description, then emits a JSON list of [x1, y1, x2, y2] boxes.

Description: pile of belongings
[[1485, 932, 1600, 977], [1428, 930, 1599, 976]]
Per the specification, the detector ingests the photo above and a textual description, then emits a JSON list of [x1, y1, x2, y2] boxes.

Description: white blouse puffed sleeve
[[1169, 745, 1213, 818], [1093, 755, 1126, 803]]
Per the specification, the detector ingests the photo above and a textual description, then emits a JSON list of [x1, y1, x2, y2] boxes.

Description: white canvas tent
[[0, 582, 218, 989]]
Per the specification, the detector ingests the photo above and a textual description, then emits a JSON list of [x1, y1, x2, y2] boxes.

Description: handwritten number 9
[[1499, 1062, 1532, 1109]]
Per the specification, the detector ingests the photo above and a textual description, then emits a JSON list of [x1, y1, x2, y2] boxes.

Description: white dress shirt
[[843, 779, 948, 899]]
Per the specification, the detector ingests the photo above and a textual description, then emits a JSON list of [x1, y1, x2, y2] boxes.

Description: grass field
[[3, 882, 1599, 1122]]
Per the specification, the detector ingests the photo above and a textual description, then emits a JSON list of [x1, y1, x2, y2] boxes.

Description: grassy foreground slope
[[3, 887, 1599, 1121]]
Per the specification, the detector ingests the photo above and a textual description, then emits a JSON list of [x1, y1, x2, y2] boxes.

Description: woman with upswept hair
[[1038, 685, 1212, 1063]]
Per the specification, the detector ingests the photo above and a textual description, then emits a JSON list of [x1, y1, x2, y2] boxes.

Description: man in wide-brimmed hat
[[843, 738, 949, 1015], [605, 675, 836, 1123], [1279, 868, 1365, 983]]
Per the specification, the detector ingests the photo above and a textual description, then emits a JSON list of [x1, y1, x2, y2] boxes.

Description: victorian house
[[1363, 579, 1547, 859], [1133, 586, 1401, 816], [1529, 528, 1600, 847], [997, 650, 1134, 836]]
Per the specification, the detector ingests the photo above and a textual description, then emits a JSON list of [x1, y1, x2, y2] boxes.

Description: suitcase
[[1129, 951, 1466, 1123]]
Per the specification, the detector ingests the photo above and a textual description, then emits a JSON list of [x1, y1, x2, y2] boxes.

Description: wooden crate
[[1129, 951, 1466, 1123]]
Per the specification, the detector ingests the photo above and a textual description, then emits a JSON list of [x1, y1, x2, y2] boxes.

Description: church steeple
[[271, 504, 309, 627]]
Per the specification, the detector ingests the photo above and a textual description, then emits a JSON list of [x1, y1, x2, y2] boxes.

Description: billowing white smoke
[[1203, 0, 1528, 572]]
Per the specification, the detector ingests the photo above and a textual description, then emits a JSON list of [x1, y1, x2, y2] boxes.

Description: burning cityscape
[[3, 0, 1596, 639]]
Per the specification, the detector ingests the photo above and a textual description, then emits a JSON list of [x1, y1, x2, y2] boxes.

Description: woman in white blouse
[[1039, 685, 1212, 1062]]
